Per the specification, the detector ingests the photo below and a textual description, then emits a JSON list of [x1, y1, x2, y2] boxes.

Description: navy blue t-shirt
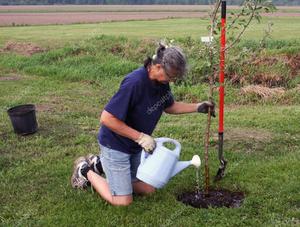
[[98, 66, 174, 154]]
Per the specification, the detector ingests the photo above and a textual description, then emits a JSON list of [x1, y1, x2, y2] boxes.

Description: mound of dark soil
[[178, 189, 245, 209]]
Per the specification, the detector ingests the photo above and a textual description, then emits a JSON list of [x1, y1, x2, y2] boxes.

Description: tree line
[[0, 0, 299, 6]]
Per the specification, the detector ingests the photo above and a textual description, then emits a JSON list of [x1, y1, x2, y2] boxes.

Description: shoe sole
[[70, 156, 88, 189]]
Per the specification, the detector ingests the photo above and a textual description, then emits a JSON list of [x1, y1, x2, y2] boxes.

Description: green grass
[[0, 15, 299, 226], [0, 71, 299, 226], [0, 35, 299, 101], [0, 17, 300, 48]]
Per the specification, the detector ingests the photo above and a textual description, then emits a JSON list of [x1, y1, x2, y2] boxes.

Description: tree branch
[[203, 0, 221, 195], [226, 0, 258, 51]]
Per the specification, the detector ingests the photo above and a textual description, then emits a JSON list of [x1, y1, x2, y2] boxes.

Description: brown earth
[[1, 41, 46, 56], [0, 5, 230, 12], [0, 5, 299, 26], [178, 188, 245, 208], [0, 5, 298, 13], [0, 11, 208, 26]]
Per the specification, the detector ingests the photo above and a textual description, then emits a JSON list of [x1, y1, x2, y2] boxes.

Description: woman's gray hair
[[144, 43, 187, 80]]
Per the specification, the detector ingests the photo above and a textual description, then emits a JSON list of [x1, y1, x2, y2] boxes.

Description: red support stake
[[215, 0, 228, 181], [219, 0, 226, 134]]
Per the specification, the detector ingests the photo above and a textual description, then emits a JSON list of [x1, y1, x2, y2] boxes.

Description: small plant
[[201, 0, 276, 194]]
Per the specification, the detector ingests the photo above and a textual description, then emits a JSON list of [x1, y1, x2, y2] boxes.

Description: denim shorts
[[99, 144, 141, 196]]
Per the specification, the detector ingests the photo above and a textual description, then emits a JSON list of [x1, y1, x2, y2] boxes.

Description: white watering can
[[136, 137, 201, 189]]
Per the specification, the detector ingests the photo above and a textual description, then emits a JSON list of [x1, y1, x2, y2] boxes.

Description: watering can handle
[[155, 137, 181, 157]]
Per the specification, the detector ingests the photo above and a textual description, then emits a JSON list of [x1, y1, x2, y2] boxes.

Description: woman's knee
[[143, 185, 155, 194], [111, 195, 133, 206], [133, 181, 155, 195]]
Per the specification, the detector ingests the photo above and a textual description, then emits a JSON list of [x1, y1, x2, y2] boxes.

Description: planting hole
[[177, 188, 245, 208]]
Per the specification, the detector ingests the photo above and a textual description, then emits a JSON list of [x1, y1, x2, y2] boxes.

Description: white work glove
[[135, 133, 156, 154]]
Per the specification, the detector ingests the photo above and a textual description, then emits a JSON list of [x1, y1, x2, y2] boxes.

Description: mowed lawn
[[0, 72, 299, 226], [0, 16, 300, 47], [0, 14, 300, 226]]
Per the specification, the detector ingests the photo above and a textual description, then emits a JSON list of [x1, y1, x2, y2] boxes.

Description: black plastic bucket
[[7, 104, 38, 135]]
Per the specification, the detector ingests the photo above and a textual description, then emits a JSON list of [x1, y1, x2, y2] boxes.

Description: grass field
[[0, 9, 300, 226], [0, 17, 300, 48], [0, 67, 299, 226]]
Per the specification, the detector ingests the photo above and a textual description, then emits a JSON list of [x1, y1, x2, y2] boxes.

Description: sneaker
[[86, 154, 104, 175], [71, 156, 89, 189]]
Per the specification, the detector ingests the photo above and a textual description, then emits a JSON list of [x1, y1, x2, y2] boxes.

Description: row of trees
[[0, 0, 299, 6]]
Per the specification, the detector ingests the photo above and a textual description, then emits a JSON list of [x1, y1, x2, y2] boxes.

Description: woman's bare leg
[[132, 181, 155, 195], [87, 170, 132, 206]]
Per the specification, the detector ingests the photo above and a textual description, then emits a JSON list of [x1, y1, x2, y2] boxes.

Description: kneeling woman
[[71, 43, 215, 206]]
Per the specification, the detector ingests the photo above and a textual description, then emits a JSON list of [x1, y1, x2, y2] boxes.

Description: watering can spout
[[171, 161, 191, 178], [171, 155, 201, 178], [191, 155, 201, 168]]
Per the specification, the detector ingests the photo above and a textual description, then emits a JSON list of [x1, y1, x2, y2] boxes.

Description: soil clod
[[177, 189, 245, 209]]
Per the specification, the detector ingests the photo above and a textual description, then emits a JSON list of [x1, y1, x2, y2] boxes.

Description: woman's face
[[150, 64, 176, 84]]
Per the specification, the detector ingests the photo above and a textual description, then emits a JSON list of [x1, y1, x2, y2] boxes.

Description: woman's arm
[[164, 101, 198, 114], [100, 110, 140, 141]]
